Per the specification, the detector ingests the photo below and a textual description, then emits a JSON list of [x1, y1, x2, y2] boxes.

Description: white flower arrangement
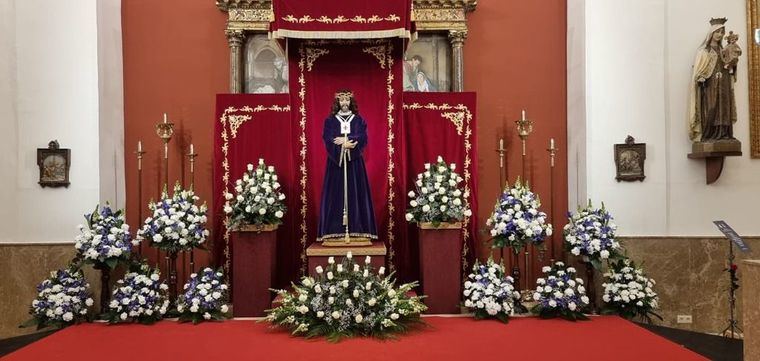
[[563, 200, 622, 269], [23, 267, 93, 330], [138, 182, 209, 253], [177, 267, 230, 324], [601, 258, 661, 323], [405, 156, 471, 226], [106, 264, 169, 324], [266, 252, 427, 341], [531, 261, 590, 320], [463, 258, 520, 323], [74, 204, 136, 269], [224, 159, 287, 229], [486, 178, 552, 252]]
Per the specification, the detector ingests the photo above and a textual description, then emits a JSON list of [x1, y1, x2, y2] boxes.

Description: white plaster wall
[[0, 0, 124, 243], [569, 0, 760, 236]]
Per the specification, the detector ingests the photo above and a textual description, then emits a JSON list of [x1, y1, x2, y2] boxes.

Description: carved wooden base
[[306, 241, 386, 277], [688, 140, 742, 184]]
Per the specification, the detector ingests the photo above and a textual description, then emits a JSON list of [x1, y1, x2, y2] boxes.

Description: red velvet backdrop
[[212, 94, 300, 285], [399, 92, 478, 281], [213, 43, 479, 285], [288, 39, 403, 276]]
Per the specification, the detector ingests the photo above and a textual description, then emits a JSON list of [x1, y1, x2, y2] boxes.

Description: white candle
[[163, 113, 168, 123], [550, 138, 555, 149], [521, 109, 526, 120], [138, 140, 142, 152], [499, 138, 504, 150], [190, 143, 194, 155]]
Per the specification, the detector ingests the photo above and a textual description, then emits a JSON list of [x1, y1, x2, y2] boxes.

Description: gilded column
[[225, 29, 245, 93], [449, 30, 467, 92]]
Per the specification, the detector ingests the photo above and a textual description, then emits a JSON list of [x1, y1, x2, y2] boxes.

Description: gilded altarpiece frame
[[748, 0, 760, 157], [216, 0, 477, 93]]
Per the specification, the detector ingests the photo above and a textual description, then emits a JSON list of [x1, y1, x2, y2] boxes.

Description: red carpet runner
[[3, 316, 706, 361]]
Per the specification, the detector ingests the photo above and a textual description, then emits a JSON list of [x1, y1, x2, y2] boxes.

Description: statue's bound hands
[[333, 137, 346, 145], [342, 140, 357, 149]]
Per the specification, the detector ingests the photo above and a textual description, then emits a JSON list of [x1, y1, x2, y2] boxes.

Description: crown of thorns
[[335, 91, 354, 100]]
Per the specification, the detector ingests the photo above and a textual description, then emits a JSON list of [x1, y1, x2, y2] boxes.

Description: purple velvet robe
[[317, 113, 378, 240]]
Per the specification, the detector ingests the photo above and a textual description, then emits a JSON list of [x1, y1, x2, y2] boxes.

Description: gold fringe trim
[[271, 29, 411, 39]]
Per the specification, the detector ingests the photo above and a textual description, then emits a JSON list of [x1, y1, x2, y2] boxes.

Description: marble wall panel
[[742, 260, 760, 361], [621, 237, 760, 335], [0, 244, 101, 339]]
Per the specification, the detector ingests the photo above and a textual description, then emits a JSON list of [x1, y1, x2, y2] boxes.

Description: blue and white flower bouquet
[[486, 178, 552, 252], [266, 252, 427, 341], [563, 200, 622, 269], [405, 156, 472, 227], [138, 183, 209, 253], [75, 204, 136, 269], [224, 159, 287, 229], [531, 261, 590, 320], [106, 264, 169, 324], [463, 258, 520, 323], [23, 266, 93, 329], [177, 267, 230, 324], [601, 258, 661, 323]]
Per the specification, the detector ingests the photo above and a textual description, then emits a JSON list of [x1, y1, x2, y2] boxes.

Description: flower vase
[[94, 263, 111, 315], [583, 257, 597, 314], [232, 224, 278, 317], [418, 222, 462, 314]]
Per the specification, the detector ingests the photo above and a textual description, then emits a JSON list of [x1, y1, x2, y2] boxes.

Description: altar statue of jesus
[[317, 90, 377, 245]]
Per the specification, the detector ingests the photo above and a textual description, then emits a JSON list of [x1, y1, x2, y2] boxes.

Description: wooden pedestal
[[306, 242, 386, 277], [419, 223, 463, 314], [231, 226, 277, 317]]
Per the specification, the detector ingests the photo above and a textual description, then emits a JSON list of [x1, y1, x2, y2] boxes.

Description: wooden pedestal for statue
[[418, 222, 463, 314], [306, 242, 387, 277], [231, 225, 277, 317], [688, 140, 742, 184]]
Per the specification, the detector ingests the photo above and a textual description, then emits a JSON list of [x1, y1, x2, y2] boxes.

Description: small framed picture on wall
[[614, 136, 646, 182], [37, 140, 70, 188]]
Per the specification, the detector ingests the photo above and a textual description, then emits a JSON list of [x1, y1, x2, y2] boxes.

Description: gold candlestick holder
[[155, 113, 174, 288], [135, 141, 146, 256], [514, 110, 533, 290], [547, 139, 557, 262], [187, 145, 198, 274]]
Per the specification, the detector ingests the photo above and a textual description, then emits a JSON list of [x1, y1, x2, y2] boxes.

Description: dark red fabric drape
[[271, 0, 412, 39], [212, 53, 478, 287], [288, 39, 403, 275], [399, 92, 478, 282], [212, 94, 301, 286]]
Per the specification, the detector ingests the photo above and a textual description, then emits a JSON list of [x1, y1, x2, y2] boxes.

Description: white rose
[[221, 304, 229, 313], [355, 314, 363, 323], [390, 313, 399, 320], [332, 311, 341, 319], [316, 266, 324, 274], [258, 208, 267, 215], [247, 164, 254, 171], [275, 211, 284, 218], [203, 312, 212, 320], [422, 205, 431, 213]]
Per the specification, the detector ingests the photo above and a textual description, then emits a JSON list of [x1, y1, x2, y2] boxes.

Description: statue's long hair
[[330, 89, 359, 116]]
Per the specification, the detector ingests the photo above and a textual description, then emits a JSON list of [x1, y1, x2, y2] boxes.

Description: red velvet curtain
[[399, 92, 478, 282], [213, 53, 478, 287], [288, 39, 403, 276], [212, 94, 301, 286], [271, 0, 412, 39]]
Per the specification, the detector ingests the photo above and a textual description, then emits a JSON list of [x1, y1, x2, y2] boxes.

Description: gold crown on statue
[[335, 91, 354, 101], [710, 17, 728, 26]]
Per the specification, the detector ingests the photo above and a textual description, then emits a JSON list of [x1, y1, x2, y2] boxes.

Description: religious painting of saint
[[614, 136, 646, 182], [404, 34, 451, 92], [317, 90, 377, 245], [37, 140, 70, 188], [244, 35, 289, 94]]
